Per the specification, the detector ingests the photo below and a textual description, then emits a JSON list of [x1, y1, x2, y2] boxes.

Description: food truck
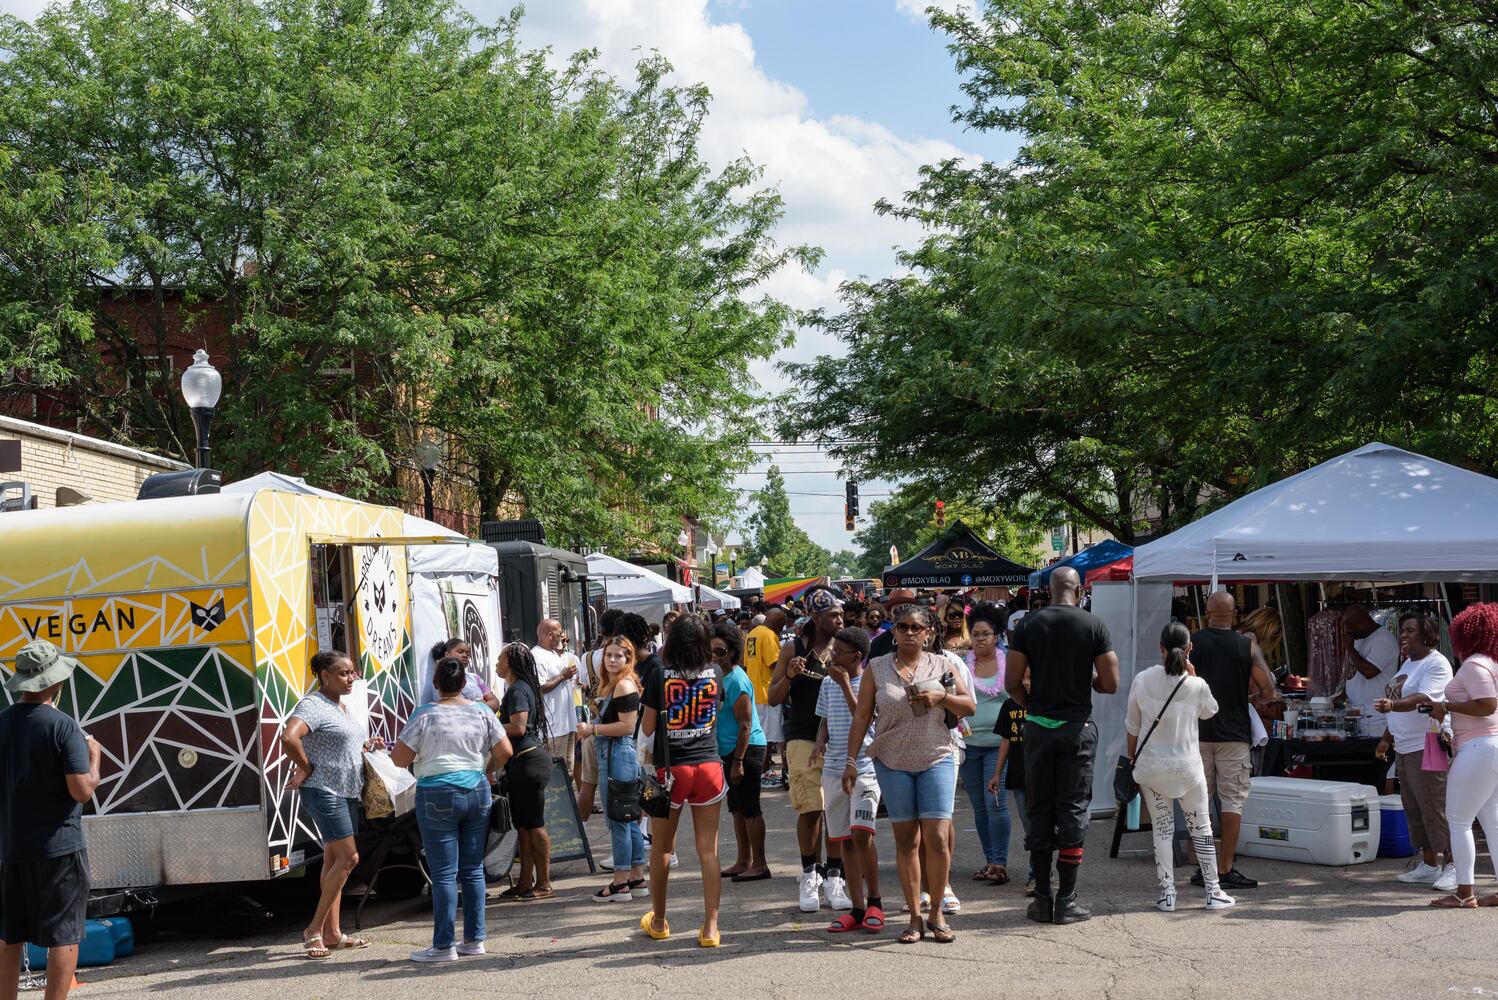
[[0, 488, 470, 913]]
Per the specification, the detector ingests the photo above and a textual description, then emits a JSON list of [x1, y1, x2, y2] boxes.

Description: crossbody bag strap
[[1133, 676, 1188, 762]]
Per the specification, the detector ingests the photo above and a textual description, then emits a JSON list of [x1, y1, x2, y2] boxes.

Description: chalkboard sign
[[542, 756, 595, 871], [484, 756, 595, 881]]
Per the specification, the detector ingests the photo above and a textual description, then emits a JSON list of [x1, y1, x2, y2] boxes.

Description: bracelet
[[843, 760, 856, 770]]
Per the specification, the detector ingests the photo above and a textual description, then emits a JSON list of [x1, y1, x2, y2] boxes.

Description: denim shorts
[[300, 786, 361, 843], [874, 755, 956, 823]]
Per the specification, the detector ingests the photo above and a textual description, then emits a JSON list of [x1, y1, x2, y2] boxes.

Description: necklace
[[895, 653, 922, 681], [967, 650, 1007, 697]]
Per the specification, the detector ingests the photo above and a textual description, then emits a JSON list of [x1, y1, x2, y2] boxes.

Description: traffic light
[[845, 503, 855, 532], [934, 499, 945, 528], [845, 479, 859, 517]]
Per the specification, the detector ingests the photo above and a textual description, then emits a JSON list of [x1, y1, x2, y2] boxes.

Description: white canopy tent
[[223, 472, 502, 702], [738, 567, 766, 590], [1133, 442, 1498, 584], [695, 583, 742, 610], [584, 552, 693, 610]]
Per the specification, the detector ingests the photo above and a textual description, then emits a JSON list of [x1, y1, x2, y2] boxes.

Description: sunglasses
[[711, 646, 730, 657], [894, 623, 927, 634], [945, 612, 964, 620]]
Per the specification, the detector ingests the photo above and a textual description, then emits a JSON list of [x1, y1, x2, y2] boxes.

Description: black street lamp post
[[415, 432, 445, 523], [180, 349, 222, 470]]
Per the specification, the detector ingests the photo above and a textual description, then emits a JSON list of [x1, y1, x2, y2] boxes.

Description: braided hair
[[501, 642, 550, 744]]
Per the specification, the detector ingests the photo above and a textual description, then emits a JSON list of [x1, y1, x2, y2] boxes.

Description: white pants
[[1446, 734, 1498, 886], [1141, 779, 1221, 895]]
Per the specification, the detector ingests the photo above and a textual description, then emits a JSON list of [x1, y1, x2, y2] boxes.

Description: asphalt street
[[56, 785, 1498, 1000]]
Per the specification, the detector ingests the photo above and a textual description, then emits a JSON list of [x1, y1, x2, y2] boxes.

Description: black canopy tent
[[881, 520, 1034, 588]]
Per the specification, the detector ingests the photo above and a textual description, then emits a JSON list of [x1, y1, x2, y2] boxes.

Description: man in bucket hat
[[0, 640, 101, 999]]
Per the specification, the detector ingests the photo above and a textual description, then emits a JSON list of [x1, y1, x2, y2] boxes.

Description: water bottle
[[1126, 793, 1141, 831]]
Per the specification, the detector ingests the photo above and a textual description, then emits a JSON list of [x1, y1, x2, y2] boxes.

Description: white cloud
[[895, 0, 974, 23]]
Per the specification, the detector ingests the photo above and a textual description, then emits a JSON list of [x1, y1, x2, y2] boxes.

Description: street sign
[[1051, 528, 1066, 553]]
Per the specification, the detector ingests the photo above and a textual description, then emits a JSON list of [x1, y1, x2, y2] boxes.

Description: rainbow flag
[[763, 576, 826, 604]]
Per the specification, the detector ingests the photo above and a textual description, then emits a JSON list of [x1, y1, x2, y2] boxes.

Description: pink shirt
[[1445, 654, 1498, 752]]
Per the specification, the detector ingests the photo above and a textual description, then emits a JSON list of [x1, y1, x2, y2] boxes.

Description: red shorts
[[660, 761, 726, 808]]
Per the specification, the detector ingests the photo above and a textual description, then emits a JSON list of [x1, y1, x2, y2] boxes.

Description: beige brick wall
[[0, 417, 188, 509]]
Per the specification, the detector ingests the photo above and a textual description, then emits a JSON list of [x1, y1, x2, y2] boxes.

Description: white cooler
[[1235, 776, 1381, 866]]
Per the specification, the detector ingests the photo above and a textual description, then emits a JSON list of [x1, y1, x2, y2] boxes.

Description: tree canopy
[[739, 465, 834, 578], [783, 0, 1498, 542], [0, 0, 813, 549]]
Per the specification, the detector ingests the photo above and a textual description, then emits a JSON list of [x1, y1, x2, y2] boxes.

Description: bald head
[[536, 619, 563, 651], [1342, 603, 1376, 638], [764, 606, 788, 632], [1050, 567, 1082, 604], [1205, 590, 1236, 627]]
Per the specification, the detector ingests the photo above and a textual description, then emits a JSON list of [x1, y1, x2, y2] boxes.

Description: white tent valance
[[1133, 442, 1498, 583], [695, 583, 741, 610], [585, 552, 693, 608]]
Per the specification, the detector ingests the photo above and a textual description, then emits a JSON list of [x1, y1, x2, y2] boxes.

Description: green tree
[[741, 466, 833, 578], [784, 0, 1498, 540], [0, 0, 814, 549], [828, 549, 863, 579]]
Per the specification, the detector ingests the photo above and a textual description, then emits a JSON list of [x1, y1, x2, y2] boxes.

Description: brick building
[[0, 415, 190, 510]]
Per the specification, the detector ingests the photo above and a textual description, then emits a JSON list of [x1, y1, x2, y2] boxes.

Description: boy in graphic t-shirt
[[814, 628, 885, 934], [990, 676, 1035, 895]]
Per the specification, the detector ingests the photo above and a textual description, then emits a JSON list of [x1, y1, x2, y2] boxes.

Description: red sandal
[[861, 905, 885, 932], [827, 913, 861, 933]]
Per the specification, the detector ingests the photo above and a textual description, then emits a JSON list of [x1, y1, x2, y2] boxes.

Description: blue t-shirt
[[716, 666, 767, 757], [816, 673, 875, 777]]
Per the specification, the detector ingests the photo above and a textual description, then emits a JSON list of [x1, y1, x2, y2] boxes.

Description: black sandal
[[926, 919, 955, 943]]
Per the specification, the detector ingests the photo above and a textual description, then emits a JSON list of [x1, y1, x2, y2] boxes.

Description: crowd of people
[[5, 586, 1498, 992], [269, 582, 1498, 960]]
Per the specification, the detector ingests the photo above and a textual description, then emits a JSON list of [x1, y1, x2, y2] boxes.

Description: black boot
[[1053, 892, 1091, 925], [1025, 894, 1054, 923]]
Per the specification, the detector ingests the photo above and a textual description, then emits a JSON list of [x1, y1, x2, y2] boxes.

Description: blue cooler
[[1379, 793, 1415, 858], [26, 919, 119, 969]]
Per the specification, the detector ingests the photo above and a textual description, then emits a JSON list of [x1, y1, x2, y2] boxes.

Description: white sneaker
[[599, 859, 615, 872], [456, 941, 485, 956], [1398, 861, 1441, 884], [823, 874, 852, 910], [1156, 891, 1177, 913], [409, 946, 458, 963], [1433, 864, 1459, 892], [798, 868, 824, 912], [1206, 888, 1236, 911]]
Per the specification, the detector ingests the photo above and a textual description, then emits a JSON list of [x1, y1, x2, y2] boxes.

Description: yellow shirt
[[744, 625, 781, 703]]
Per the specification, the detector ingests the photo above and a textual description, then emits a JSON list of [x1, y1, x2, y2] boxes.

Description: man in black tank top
[[769, 587, 849, 913], [1191, 591, 1276, 891]]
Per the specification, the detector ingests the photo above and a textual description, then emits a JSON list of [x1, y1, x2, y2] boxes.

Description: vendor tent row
[[1087, 442, 1498, 812]]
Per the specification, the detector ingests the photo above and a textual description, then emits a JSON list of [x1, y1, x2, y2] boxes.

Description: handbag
[[1422, 727, 1451, 773], [488, 781, 513, 834], [595, 694, 645, 823], [640, 696, 674, 820], [1114, 675, 1188, 803]]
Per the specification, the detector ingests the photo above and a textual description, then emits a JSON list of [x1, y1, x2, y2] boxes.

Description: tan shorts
[[546, 733, 576, 779], [785, 740, 826, 815], [578, 734, 598, 784], [1200, 741, 1252, 813]]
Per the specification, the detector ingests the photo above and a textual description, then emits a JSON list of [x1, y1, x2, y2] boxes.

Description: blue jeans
[[597, 737, 645, 871], [958, 745, 1011, 866], [415, 783, 491, 949], [874, 755, 956, 822]]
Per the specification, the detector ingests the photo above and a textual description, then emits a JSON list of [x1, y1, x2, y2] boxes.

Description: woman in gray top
[[283, 650, 383, 959]]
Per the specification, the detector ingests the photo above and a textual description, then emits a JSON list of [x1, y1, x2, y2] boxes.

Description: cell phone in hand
[[1418, 704, 1434, 715]]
